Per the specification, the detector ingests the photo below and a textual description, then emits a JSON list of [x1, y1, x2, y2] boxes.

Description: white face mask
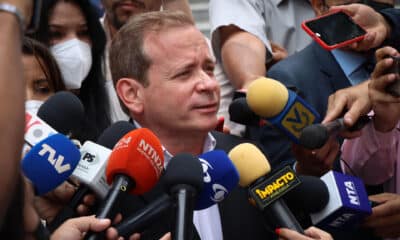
[[25, 100, 44, 115], [51, 38, 92, 90]]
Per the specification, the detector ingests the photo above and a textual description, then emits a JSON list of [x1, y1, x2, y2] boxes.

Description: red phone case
[[301, 10, 366, 51]]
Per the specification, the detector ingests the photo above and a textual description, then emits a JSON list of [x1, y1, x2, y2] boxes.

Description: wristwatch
[[0, 3, 25, 32]]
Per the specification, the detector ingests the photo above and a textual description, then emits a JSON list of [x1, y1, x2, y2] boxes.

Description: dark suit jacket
[[120, 130, 277, 240]]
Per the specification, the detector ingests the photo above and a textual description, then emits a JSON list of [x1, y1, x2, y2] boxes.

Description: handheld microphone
[[163, 153, 204, 240], [299, 116, 371, 149], [47, 121, 135, 232], [21, 133, 81, 195], [246, 77, 320, 143], [114, 150, 239, 238], [228, 143, 304, 233], [310, 171, 372, 231], [228, 97, 266, 127], [24, 91, 85, 149], [85, 128, 164, 240]]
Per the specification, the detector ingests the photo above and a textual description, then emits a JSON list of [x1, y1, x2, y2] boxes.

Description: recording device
[[299, 115, 371, 149], [301, 10, 367, 51], [47, 121, 136, 232], [85, 128, 164, 240], [310, 171, 372, 230], [21, 133, 81, 195], [26, 0, 42, 34], [163, 153, 204, 240], [246, 77, 320, 144], [228, 143, 304, 233], [228, 97, 266, 127], [115, 150, 239, 238], [385, 56, 400, 97]]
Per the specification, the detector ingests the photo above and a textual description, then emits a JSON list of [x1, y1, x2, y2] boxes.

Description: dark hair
[[22, 37, 66, 93], [28, 0, 111, 141]]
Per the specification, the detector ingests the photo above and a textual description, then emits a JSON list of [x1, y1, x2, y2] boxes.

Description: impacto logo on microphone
[[249, 166, 301, 210]]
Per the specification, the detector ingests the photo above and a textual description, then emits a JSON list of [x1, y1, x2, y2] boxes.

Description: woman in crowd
[[29, 0, 111, 142], [23, 37, 66, 114]]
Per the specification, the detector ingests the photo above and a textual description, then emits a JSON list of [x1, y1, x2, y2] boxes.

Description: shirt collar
[[132, 121, 216, 168], [331, 49, 367, 78]]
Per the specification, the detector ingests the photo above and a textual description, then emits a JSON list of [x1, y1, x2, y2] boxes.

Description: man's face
[[140, 26, 220, 134], [102, 0, 161, 29]]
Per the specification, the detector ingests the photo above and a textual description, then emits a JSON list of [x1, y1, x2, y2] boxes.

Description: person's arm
[[219, 26, 267, 89], [0, 0, 32, 225]]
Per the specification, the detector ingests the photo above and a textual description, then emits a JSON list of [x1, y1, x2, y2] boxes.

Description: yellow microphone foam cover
[[246, 77, 289, 118], [228, 143, 271, 187]]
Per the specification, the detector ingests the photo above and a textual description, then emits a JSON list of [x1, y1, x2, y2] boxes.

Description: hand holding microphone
[[276, 226, 333, 240]]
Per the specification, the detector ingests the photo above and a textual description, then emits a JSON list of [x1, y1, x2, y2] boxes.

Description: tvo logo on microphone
[[39, 143, 71, 174]]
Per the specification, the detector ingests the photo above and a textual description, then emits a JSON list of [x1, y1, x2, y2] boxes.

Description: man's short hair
[[109, 11, 194, 114]]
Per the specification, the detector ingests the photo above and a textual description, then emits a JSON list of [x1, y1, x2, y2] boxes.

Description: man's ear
[[115, 78, 144, 114]]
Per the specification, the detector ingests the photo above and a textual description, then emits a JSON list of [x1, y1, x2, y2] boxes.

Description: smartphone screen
[[303, 11, 366, 48]]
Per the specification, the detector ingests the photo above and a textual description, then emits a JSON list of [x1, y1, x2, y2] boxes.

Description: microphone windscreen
[[37, 91, 84, 135], [97, 121, 135, 148], [228, 98, 260, 125], [105, 128, 164, 195], [228, 143, 271, 187], [163, 153, 204, 193], [299, 124, 328, 149], [284, 175, 330, 213], [246, 77, 289, 118], [195, 150, 239, 210], [21, 133, 81, 195]]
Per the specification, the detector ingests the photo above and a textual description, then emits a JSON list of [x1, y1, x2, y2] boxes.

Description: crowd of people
[[1, 0, 400, 239]]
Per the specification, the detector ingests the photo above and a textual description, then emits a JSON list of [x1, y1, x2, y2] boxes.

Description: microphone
[[228, 97, 266, 127], [299, 116, 371, 149], [21, 133, 81, 195], [309, 171, 372, 231], [85, 128, 164, 240], [228, 143, 304, 233], [114, 150, 239, 238], [246, 77, 320, 143], [47, 121, 135, 232], [24, 91, 84, 147], [163, 153, 204, 240]]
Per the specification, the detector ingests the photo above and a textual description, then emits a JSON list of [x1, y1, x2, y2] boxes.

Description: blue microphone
[[196, 150, 240, 210], [21, 133, 81, 195]]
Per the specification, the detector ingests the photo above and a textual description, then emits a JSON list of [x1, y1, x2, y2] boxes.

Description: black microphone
[[228, 97, 265, 126], [299, 115, 371, 149], [37, 91, 85, 137], [163, 153, 204, 240]]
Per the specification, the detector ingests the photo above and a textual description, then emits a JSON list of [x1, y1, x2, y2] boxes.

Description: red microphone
[[86, 128, 164, 240]]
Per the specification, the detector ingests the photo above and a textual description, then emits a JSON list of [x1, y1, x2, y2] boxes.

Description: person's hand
[[0, 0, 34, 28], [330, 4, 390, 52], [369, 46, 400, 132], [292, 136, 339, 176], [324, 80, 371, 139], [364, 193, 400, 238], [277, 226, 333, 240], [34, 181, 96, 223], [266, 42, 288, 68]]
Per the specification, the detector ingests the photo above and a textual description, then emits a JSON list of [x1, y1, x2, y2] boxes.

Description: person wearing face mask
[[22, 37, 66, 115], [29, 0, 111, 142]]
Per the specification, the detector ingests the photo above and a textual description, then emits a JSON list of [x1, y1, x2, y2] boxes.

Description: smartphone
[[301, 10, 367, 51], [26, 0, 42, 34], [385, 56, 400, 97]]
